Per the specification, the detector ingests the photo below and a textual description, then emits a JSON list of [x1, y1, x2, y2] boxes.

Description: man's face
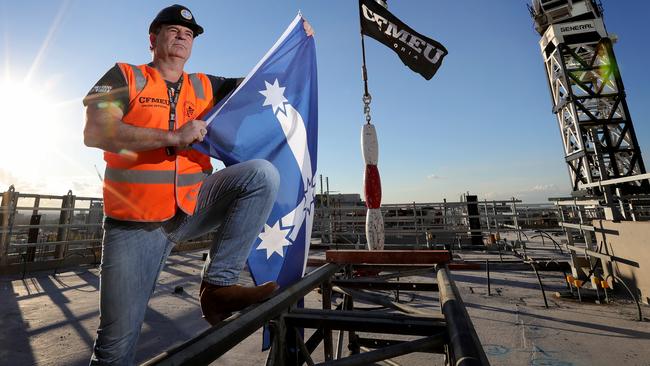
[[151, 24, 194, 61]]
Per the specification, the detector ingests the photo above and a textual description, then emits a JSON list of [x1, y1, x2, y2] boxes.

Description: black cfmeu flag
[[359, 0, 448, 80]]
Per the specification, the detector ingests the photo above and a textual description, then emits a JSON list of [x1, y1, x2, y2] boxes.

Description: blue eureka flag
[[194, 14, 318, 291]]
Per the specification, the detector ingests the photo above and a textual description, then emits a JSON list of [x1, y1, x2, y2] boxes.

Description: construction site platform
[[1, 240, 649, 365]]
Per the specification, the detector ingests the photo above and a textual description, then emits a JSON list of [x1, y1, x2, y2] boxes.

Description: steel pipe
[[436, 265, 490, 366], [529, 263, 549, 309]]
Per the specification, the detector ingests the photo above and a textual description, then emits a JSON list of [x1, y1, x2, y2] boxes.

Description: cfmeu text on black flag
[[360, 0, 448, 80]]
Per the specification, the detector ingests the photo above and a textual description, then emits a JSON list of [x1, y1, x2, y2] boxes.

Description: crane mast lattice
[[530, 0, 648, 196]]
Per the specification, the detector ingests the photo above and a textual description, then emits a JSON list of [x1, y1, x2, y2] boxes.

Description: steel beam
[[559, 222, 595, 232], [315, 334, 446, 366], [566, 244, 639, 268], [331, 279, 439, 292], [326, 250, 450, 264], [55, 191, 75, 259], [0, 187, 17, 266], [322, 280, 334, 361], [332, 286, 441, 317], [552, 199, 601, 206], [559, 222, 619, 235], [354, 336, 444, 353], [284, 309, 446, 336], [142, 263, 341, 366], [346, 264, 435, 272], [578, 172, 650, 190]]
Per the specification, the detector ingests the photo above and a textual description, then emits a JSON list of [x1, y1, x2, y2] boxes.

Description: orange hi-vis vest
[[103, 63, 213, 222]]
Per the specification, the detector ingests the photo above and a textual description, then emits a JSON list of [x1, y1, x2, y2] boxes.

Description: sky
[[0, 0, 649, 203]]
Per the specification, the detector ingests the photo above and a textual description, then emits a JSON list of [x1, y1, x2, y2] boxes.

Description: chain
[[363, 93, 372, 124]]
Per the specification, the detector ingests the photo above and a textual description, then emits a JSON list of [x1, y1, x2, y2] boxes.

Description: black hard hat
[[149, 4, 204, 37]]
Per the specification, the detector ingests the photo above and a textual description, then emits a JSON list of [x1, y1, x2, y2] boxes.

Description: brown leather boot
[[199, 281, 279, 326]]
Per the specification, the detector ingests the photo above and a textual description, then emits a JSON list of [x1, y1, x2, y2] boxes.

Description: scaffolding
[[142, 250, 490, 366]]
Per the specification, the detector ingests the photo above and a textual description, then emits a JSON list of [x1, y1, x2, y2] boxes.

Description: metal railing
[[0, 186, 217, 275], [313, 198, 561, 248], [2, 185, 569, 272], [1, 186, 104, 270]]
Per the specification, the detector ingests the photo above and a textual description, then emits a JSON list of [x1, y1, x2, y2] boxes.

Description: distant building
[[315, 193, 363, 208]]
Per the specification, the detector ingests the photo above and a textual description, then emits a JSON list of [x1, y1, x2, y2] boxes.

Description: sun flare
[[0, 78, 63, 178]]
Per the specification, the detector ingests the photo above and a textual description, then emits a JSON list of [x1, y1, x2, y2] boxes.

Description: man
[[83, 4, 314, 364]]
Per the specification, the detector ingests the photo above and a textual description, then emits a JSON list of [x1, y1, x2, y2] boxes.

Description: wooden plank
[[325, 250, 450, 265]]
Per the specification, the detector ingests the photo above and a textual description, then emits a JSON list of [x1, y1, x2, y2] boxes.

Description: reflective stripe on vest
[[127, 64, 146, 93], [105, 168, 210, 186], [188, 73, 205, 99]]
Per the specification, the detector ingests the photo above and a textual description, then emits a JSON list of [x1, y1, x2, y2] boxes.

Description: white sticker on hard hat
[[181, 9, 192, 20]]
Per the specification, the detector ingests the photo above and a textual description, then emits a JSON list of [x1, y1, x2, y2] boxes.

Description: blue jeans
[[89, 159, 279, 365]]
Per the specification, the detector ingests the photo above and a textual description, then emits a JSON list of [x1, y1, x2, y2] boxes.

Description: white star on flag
[[303, 176, 317, 216], [259, 79, 288, 114], [257, 220, 293, 259]]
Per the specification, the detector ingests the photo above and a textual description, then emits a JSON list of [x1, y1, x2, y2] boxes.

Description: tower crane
[[530, 0, 648, 201]]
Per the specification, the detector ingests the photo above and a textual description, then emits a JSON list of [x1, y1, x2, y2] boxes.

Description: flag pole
[[359, 0, 385, 251]]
